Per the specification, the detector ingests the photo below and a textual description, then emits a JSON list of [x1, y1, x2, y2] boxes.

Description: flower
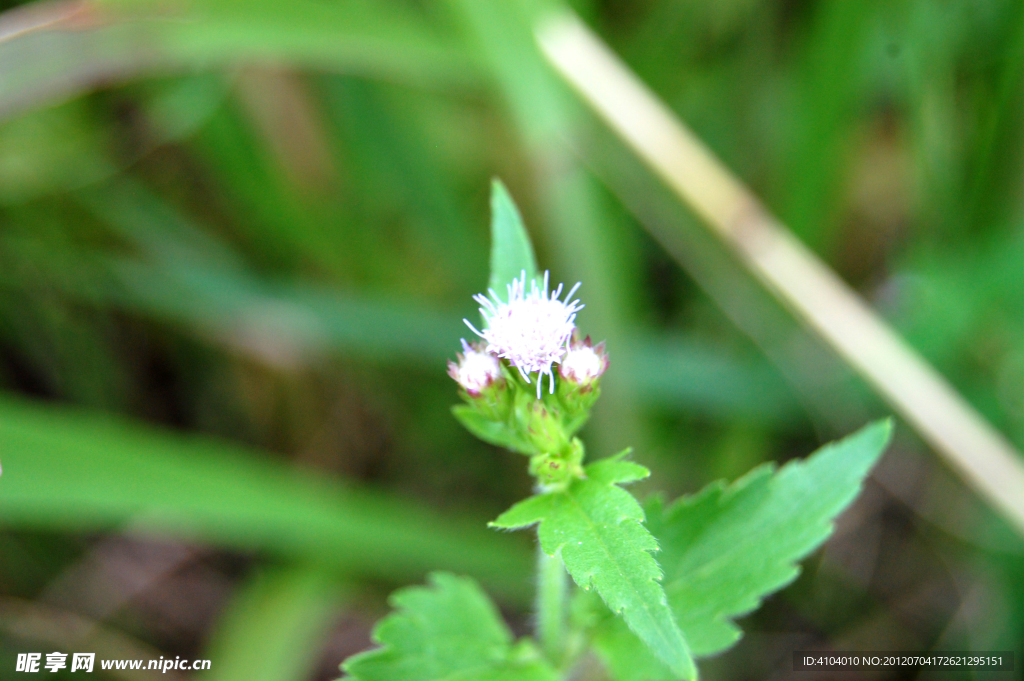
[[447, 340, 502, 396], [560, 336, 608, 386], [464, 271, 583, 398]]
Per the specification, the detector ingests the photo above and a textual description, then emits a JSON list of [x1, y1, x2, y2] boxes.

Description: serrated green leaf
[[491, 454, 696, 680], [342, 572, 559, 681], [575, 590, 670, 681], [488, 179, 539, 298], [590, 420, 893, 680]]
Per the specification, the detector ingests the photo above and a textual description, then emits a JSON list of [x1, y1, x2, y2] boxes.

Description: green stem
[[536, 544, 568, 664]]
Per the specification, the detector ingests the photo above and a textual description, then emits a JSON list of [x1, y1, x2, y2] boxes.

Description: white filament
[[465, 271, 583, 398]]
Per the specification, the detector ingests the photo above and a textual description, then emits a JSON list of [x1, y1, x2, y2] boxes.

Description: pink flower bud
[[447, 340, 502, 396], [559, 337, 608, 385]]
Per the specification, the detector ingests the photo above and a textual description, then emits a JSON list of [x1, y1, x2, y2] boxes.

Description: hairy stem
[[536, 544, 568, 664]]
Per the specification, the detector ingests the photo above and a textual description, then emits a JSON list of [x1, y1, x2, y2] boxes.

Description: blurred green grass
[[0, 0, 1022, 679]]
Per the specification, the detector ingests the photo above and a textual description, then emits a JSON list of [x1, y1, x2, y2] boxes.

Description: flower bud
[[522, 400, 569, 454], [529, 438, 585, 487], [559, 337, 608, 387], [448, 340, 502, 397]]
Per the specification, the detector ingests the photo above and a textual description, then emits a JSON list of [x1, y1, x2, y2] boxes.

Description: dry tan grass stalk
[[537, 12, 1024, 536]]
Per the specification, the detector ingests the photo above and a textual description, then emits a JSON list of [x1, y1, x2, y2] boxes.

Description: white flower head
[[448, 339, 502, 396], [465, 271, 583, 398]]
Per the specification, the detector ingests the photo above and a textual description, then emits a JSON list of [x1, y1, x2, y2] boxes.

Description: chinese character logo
[[44, 653, 67, 673]]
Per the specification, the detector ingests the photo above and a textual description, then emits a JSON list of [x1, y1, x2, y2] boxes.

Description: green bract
[[452, 364, 594, 486]]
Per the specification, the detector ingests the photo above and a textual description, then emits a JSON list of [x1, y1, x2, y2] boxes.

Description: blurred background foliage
[[0, 0, 1022, 679]]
